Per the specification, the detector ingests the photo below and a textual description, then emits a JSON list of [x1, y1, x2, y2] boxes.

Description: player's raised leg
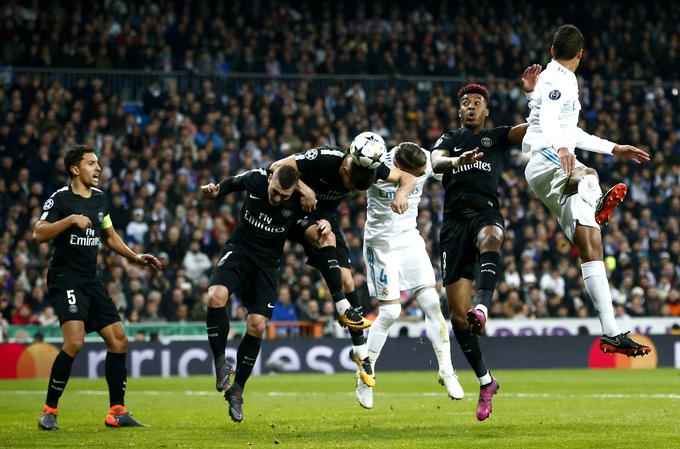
[[206, 284, 233, 392], [447, 279, 498, 420], [468, 225, 504, 334]]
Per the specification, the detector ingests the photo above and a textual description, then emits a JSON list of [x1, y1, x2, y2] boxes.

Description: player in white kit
[[523, 24, 651, 357], [355, 142, 464, 409]]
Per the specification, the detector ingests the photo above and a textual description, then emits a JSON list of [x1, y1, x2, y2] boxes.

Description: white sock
[[335, 299, 351, 315], [353, 342, 368, 360], [416, 288, 454, 377], [475, 304, 488, 320], [479, 372, 492, 386], [581, 261, 621, 336], [578, 174, 602, 209], [366, 303, 401, 367]]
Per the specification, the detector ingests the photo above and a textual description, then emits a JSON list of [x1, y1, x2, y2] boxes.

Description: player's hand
[[134, 253, 163, 271], [557, 147, 576, 173], [521, 64, 542, 93], [613, 144, 650, 164], [457, 148, 485, 167], [391, 192, 408, 214], [200, 183, 220, 199], [301, 188, 317, 213], [70, 214, 91, 230], [315, 219, 331, 236]]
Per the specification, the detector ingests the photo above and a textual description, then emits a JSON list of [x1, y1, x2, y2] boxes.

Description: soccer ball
[[350, 132, 386, 169]]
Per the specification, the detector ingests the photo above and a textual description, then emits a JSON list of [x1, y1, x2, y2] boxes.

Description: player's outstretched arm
[[431, 149, 485, 174], [507, 123, 529, 145], [521, 64, 542, 96], [612, 144, 650, 164], [32, 214, 91, 244], [385, 166, 416, 214], [100, 227, 163, 270], [271, 155, 316, 212]]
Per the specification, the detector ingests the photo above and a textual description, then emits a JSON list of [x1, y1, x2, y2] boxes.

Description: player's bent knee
[[246, 316, 267, 338], [63, 340, 84, 356], [208, 286, 230, 308], [378, 303, 401, 325]]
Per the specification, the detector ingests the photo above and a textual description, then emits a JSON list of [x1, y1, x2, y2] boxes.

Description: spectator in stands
[[271, 285, 298, 337], [182, 240, 212, 284]]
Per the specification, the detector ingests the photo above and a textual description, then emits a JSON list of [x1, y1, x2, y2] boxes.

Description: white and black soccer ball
[[350, 132, 386, 169]]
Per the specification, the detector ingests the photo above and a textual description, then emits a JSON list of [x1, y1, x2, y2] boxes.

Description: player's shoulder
[[296, 145, 345, 162], [91, 187, 107, 199], [432, 129, 463, 150], [541, 61, 575, 85], [382, 146, 397, 167]]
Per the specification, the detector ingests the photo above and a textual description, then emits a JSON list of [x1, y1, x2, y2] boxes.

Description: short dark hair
[[273, 165, 299, 189], [458, 83, 489, 102], [348, 162, 377, 191], [64, 145, 95, 179], [395, 142, 426, 171], [552, 24, 585, 60]]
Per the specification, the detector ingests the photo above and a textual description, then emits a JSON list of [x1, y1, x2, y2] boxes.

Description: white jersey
[[522, 60, 615, 159], [364, 147, 441, 247]]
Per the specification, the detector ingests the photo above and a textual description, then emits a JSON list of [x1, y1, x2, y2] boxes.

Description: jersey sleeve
[[431, 132, 458, 152], [573, 127, 615, 154], [217, 170, 261, 197], [294, 147, 343, 174], [40, 193, 64, 223], [538, 80, 571, 152], [376, 162, 390, 180], [495, 126, 512, 150]]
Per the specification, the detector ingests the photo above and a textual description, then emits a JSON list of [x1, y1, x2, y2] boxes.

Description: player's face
[[75, 152, 101, 187], [459, 94, 489, 128], [268, 176, 296, 207]]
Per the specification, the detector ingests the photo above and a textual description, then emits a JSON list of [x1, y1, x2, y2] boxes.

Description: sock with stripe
[[45, 350, 74, 408], [234, 333, 263, 390]]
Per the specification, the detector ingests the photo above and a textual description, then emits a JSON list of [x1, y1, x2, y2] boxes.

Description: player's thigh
[[558, 194, 600, 244], [208, 248, 247, 307], [87, 282, 122, 335], [364, 242, 401, 301], [445, 278, 474, 321], [60, 320, 86, 356], [397, 242, 436, 293], [439, 217, 476, 287], [241, 265, 278, 321], [49, 283, 91, 330]]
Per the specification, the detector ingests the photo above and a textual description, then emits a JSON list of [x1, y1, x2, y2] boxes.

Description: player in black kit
[[270, 144, 416, 388], [200, 165, 338, 423], [33, 146, 162, 430], [431, 67, 540, 421]]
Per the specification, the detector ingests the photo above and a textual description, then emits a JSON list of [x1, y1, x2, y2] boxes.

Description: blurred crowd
[[1, 0, 679, 335]]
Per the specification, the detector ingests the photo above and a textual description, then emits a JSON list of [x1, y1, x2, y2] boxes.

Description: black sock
[[346, 290, 366, 346], [317, 246, 346, 303], [207, 306, 230, 362], [45, 350, 74, 408], [476, 251, 501, 309], [453, 328, 488, 378], [234, 333, 263, 390], [105, 352, 127, 407]]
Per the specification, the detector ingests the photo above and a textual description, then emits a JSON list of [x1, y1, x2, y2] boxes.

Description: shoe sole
[[600, 344, 651, 357], [595, 183, 627, 226], [466, 310, 485, 335]]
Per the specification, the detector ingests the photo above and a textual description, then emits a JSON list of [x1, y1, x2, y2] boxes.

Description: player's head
[[64, 145, 100, 187], [458, 84, 489, 129], [551, 24, 584, 65], [394, 142, 427, 177], [268, 165, 299, 206], [342, 156, 377, 191]]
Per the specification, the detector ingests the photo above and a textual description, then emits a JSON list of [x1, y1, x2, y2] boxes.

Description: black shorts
[[48, 280, 121, 333], [289, 213, 352, 270], [209, 245, 278, 319], [439, 208, 504, 285]]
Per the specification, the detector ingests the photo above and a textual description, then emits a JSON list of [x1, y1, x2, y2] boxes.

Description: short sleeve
[[376, 162, 391, 181], [431, 132, 459, 152], [218, 169, 262, 197], [40, 194, 63, 223], [495, 126, 512, 150], [294, 147, 343, 173]]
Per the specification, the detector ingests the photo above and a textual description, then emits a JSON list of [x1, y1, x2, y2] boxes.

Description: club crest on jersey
[[69, 304, 78, 313], [43, 198, 54, 210], [98, 212, 104, 223], [381, 287, 389, 297], [305, 149, 318, 160], [548, 90, 561, 100], [282, 209, 292, 217], [481, 137, 492, 148]]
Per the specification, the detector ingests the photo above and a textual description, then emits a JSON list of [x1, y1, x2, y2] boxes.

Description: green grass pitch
[[1, 369, 679, 449]]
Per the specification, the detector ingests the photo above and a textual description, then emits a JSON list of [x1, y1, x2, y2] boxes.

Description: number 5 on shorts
[[67, 289, 76, 304]]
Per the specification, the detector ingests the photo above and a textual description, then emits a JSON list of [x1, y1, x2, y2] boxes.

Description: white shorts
[[525, 149, 599, 242], [363, 236, 436, 301]]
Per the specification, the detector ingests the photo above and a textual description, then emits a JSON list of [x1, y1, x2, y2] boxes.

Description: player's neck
[[463, 124, 484, 134], [554, 58, 578, 73], [70, 179, 92, 198]]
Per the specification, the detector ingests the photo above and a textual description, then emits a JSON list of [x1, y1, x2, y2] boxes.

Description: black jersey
[[294, 146, 391, 216], [41, 186, 111, 282], [218, 169, 303, 262], [432, 126, 512, 212]]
